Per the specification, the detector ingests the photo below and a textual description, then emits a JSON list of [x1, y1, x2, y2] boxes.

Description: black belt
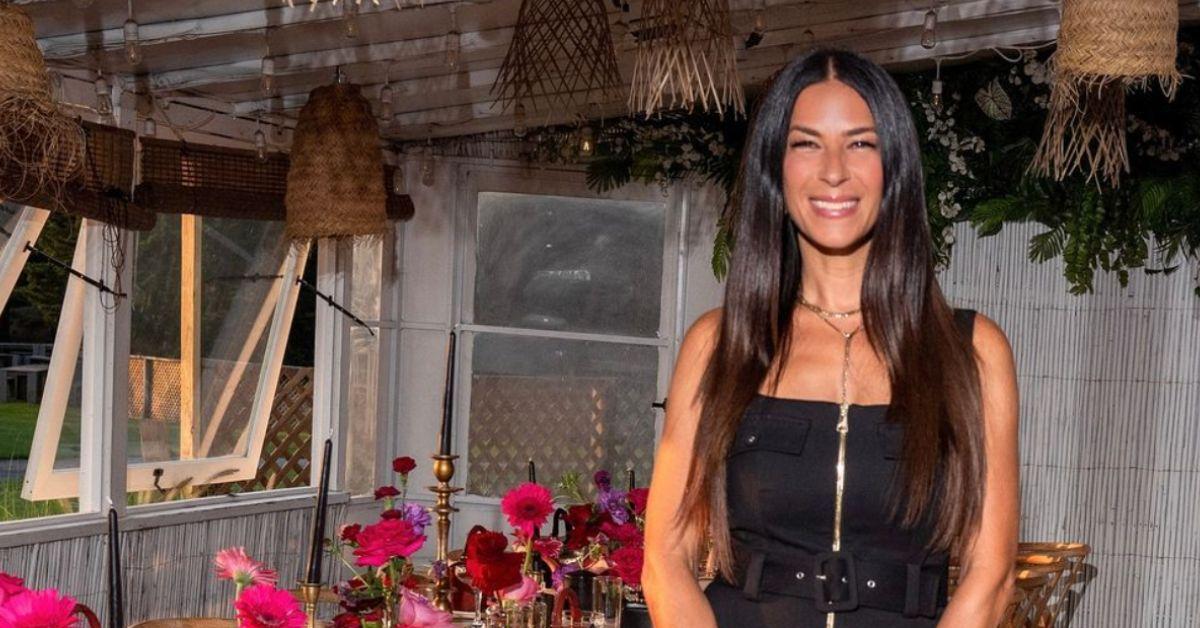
[[734, 547, 947, 618]]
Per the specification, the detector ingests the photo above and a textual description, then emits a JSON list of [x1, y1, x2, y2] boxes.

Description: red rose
[[611, 546, 645, 588], [339, 524, 362, 544], [464, 525, 523, 595], [374, 486, 401, 501], [627, 488, 649, 516], [564, 504, 610, 551], [599, 521, 643, 548], [380, 509, 402, 520], [392, 457, 417, 475], [352, 519, 425, 566]]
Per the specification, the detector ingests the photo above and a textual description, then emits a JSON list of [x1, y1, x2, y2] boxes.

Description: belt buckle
[[811, 551, 859, 612]]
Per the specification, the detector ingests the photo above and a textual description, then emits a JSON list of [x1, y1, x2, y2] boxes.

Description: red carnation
[[392, 457, 417, 475], [339, 524, 361, 544], [599, 521, 643, 548], [610, 546, 645, 588], [464, 526, 523, 595], [564, 504, 610, 551], [332, 613, 361, 628], [627, 488, 649, 516], [374, 486, 401, 501], [380, 509, 402, 520]]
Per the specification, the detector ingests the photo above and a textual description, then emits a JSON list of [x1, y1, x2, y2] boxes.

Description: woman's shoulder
[[956, 309, 1011, 362]]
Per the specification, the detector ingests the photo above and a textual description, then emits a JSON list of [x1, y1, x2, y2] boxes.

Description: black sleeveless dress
[[704, 309, 976, 627]]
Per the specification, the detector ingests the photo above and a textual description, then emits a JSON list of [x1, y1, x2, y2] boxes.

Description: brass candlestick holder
[[430, 453, 462, 612], [296, 581, 321, 628]]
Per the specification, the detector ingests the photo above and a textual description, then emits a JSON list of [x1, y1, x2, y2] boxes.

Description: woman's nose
[[819, 149, 849, 187]]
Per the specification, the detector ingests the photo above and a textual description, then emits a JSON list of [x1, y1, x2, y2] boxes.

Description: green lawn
[[0, 402, 43, 461], [0, 479, 75, 520]]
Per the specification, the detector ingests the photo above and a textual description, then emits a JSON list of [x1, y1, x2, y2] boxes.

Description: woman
[[643, 49, 1018, 627]]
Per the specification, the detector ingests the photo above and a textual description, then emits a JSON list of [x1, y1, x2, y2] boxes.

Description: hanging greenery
[[532, 31, 1200, 296]]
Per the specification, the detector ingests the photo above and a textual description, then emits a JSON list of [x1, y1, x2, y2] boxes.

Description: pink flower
[[0, 589, 78, 628], [396, 589, 453, 628], [500, 575, 539, 605], [214, 547, 278, 588], [0, 573, 26, 606], [532, 538, 563, 560], [500, 483, 554, 535], [352, 519, 426, 567], [234, 585, 306, 628]]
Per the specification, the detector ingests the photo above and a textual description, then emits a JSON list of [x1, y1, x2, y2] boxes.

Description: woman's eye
[[789, 140, 818, 149], [850, 140, 877, 149]]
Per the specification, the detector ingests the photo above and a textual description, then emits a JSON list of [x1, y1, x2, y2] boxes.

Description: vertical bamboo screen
[[940, 222, 1200, 627]]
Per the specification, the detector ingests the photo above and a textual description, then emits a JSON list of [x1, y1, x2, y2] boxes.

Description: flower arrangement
[[328, 457, 450, 628], [0, 572, 80, 628], [213, 548, 304, 628], [553, 471, 648, 596]]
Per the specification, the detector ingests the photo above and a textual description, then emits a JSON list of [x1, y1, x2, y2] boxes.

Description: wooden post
[[180, 215, 202, 460]]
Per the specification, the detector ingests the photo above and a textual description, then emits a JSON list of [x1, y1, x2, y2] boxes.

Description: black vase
[[562, 571, 595, 611], [623, 603, 653, 628]]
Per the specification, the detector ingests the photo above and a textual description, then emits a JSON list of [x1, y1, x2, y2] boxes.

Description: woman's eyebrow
[[788, 125, 877, 137]]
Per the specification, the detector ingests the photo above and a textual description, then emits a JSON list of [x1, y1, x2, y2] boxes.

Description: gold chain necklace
[[798, 295, 861, 319], [798, 301, 861, 628]]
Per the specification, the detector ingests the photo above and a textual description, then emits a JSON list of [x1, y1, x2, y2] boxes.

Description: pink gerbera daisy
[[0, 573, 26, 606], [234, 584, 307, 628], [500, 482, 554, 535], [0, 589, 78, 628], [214, 547, 279, 588]]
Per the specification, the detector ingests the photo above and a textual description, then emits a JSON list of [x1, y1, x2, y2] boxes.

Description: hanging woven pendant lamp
[[1030, 0, 1179, 187], [629, 0, 745, 117], [285, 82, 387, 240], [0, 2, 86, 203]]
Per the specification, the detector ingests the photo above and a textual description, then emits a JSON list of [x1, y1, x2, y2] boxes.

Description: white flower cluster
[[1128, 116, 1191, 162], [921, 96, 986, 177], [1010, 50, 1050, 87], [936, 184, 963, 220]]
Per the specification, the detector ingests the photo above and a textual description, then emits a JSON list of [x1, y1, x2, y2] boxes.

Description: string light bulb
[[254, 118, 268, 163], [379, 83, 394, 122], [142, 117, 156, 137], [420, 158, 436, 187], [94, 76, 113, 119], [261, 57, 276, 97], [930, 60, 944, 113], [343, 1, 360, 38], [513, 102, 528, 138], [392, 162, 407, 195], [579, 125, 595, 158], [920, 8, 938, 49], [446, 5, 461, 70], [123, 19, 142, 64]]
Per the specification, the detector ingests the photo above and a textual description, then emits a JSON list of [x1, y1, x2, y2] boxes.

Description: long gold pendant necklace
[[799, 297, 862, 628]]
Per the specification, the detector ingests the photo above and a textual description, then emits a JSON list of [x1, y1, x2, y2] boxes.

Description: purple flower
[[552, 563, 580, 590], [593, 470, 612, 491], [596, 489, 629, 525], [401, 503, 432, 533]]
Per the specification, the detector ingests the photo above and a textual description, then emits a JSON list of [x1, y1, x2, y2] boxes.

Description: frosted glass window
[[473, 192, 666, 337], [466, 333, 657, 497]]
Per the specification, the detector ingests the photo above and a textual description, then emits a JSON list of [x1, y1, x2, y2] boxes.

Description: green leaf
[[711, 220, 732, 281], [1028, 226, 1067, 262]]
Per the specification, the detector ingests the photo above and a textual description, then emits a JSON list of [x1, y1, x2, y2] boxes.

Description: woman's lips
[[809, 197, 859, 219]]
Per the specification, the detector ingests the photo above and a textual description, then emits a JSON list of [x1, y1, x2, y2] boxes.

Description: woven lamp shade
[[1030, 0, 1180, 187], [285, 83, 387, 240], [137, 138, 414, 222], [0, 3, 86, 204]]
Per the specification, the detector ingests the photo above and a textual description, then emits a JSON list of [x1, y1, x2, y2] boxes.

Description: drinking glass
[[590, 575, 623, 627], [452, 562, 486, 628]]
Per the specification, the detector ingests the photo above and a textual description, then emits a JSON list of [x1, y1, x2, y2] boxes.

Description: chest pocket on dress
[[875, 421, 905, 461], [729, 414, 812, 459]]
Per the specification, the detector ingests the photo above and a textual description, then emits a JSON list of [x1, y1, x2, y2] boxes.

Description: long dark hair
[[680, 49, 985, 581]]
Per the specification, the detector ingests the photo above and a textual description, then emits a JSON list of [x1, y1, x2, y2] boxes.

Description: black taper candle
[[627, 467, 635, 491], [304, 438, 333, 585], [107, 508, 124, 628], [527, 458, 536, 484], [438, 331, 457, 456]]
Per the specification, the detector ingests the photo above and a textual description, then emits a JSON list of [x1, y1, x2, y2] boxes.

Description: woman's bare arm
[[643, 309, 722, 628], [938, 314, 1020, 627]]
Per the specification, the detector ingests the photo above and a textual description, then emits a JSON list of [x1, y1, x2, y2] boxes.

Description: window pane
[[345, 238, 383, 495], [0, 212, 81, 520], [128, 216, 309, 500], [466, 333, 657, 497], [473, 192, 666, 337]]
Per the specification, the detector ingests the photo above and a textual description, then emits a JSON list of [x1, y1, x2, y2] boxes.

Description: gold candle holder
[[429, 453, 462, 612], [296, 581, 322, 628]]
